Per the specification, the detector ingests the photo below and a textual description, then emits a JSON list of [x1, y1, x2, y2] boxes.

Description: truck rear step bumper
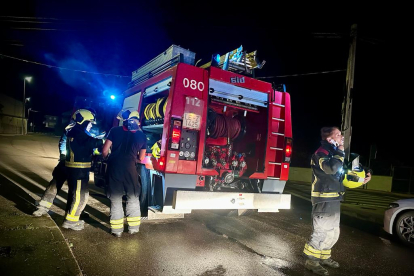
[[173, 191, 291, 212]]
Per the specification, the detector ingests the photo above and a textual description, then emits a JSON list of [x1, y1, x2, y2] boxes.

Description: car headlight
[[387, 203, 399, 209]]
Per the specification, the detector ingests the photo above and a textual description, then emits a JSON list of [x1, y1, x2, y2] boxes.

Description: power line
[[0, 53, 130, 78], [256, 69, 346, 79], [1, 52, 346, 79]]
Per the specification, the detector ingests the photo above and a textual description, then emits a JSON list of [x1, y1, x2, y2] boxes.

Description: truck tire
[[394, 211, 414, 247]]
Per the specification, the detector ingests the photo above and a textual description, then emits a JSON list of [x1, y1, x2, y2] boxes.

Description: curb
[[0, 173, 84, 276]]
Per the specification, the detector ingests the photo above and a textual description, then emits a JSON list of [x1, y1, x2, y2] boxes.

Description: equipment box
[[131, 45, 195, 82]]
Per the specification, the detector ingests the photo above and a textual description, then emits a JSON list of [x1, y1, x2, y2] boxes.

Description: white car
[[384, 198, 414, 246]]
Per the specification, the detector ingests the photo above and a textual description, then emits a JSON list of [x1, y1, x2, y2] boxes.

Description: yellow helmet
[[117, 109, 140, 121], [72, 109, 96, 125], [343, 169, 366, 188], [343, 154, 366, 188]]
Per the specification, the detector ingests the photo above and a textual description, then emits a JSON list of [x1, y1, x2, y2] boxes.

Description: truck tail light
[[172, 128, 181, 144], [284, 138, 293, 162], [169, 119, 182, 150], [158, 156, 166, 170]]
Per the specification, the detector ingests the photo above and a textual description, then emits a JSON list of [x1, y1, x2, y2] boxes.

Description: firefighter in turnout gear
[[102, 109, 147, 238], [303, 126, 371, 275], [62, 109, 104, 231]]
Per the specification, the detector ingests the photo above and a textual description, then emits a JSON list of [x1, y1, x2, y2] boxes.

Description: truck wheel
[[394, 211, 414, 247]]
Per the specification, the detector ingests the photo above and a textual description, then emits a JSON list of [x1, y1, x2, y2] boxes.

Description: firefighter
[[303, 126, 371, 275], [102, 109, 147, 238], [62, 109, 104, 231]]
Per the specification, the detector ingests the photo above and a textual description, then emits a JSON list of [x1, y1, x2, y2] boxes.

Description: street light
[[22, 76, 32, 135]]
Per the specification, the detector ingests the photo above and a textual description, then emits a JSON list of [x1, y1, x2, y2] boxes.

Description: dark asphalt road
[[1, 134, 413, 276]]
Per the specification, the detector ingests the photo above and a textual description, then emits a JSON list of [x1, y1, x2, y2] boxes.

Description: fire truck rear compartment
[[201, 102, 271, 190]]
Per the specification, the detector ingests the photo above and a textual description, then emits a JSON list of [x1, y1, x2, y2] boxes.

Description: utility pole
[[341, 24, 357, 162]]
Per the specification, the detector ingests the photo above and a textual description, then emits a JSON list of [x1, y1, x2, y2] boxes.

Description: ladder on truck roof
[[127, 45, 196, 88], [200, 45, 266, 76]]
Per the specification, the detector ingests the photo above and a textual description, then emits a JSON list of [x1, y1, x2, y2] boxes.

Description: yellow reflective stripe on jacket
[[311, 173, 317, 194], [318, 158, 328, 171], [39, 200, 52, 208], [65, 161, 91, 168], [311, 192, 340, 198], [70, 147, 74, 162], [66, 214, 80, 222], [333, 155, 344, 162]]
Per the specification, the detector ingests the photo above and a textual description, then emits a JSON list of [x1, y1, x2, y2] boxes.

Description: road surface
[[0, 134, 413, 276]]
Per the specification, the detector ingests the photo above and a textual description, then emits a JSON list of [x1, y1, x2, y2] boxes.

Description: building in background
[[0, 93, 26, 134], [42, 115, 59, 134]]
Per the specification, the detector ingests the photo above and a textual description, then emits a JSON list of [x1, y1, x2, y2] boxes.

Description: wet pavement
[[0, 173, 81, 276], [1, 133, 414, 276]]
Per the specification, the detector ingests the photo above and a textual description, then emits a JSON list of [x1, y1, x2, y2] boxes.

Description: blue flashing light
[[215, 54, 220, 64], [110, 95, 116, 100]]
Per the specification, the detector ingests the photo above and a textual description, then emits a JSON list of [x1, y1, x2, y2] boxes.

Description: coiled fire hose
[[209, 114, 241, 140], [144, 97, 168, 121]]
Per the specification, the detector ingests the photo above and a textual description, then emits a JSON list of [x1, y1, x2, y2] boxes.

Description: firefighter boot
[[320, 258, 340, 268], [128, 228, 139, 235], [112, 232, 122, 238], [32, 206, 49, 217], [305, 260, 329, 276], [62, 221, 85, 231]]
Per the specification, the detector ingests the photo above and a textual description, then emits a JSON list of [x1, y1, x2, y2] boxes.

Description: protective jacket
[[65, 125, 103, 168], [310, 140, 345, 204]]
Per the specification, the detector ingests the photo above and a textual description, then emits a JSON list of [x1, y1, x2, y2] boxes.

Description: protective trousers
[[64, 167, 90, 224], [107, 162, 141, 234], [38, 161, 67, 209], [304, 201, 340, 261]]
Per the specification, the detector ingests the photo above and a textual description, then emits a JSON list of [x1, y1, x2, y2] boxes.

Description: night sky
[[0, 1, 409, 173]]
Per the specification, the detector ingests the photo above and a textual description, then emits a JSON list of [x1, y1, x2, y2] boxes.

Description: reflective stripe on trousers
[[303, 201, 340, 260], [107, 162, 141, 233], [65, 176, 89, 222], [109, 196, 141, 233]]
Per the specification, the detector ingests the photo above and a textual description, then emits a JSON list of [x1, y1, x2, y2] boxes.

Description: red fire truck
[[94, 45, 292, 219]]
